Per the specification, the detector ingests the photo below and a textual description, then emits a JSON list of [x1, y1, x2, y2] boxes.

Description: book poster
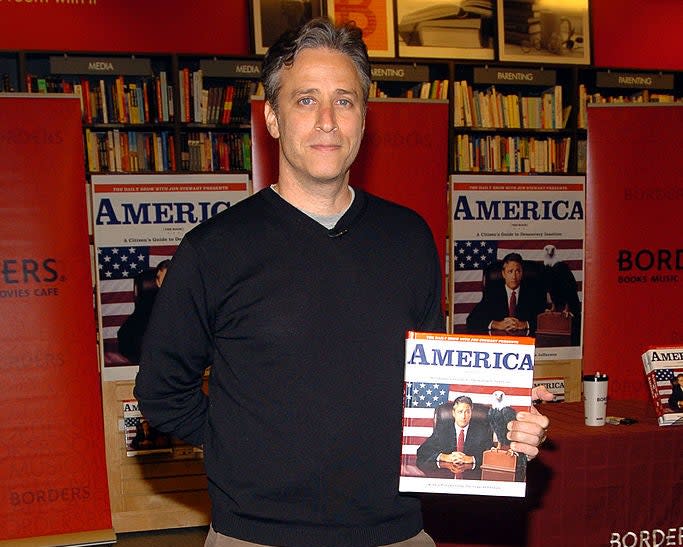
[[400, 331, 534, 497], [122, 400, 173, 456], [585, 104, 683, 400], [327, 0, 395, 57], [91, 173, 251, 381], [396, 0, 495, 60], [450, 174, 585, 362], [533, 377, 565, 402], [0, 95, 113, 544]]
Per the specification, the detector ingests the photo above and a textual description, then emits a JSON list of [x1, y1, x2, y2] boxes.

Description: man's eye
[[299, 97, 314, 106], [338, 98, 352, 107]]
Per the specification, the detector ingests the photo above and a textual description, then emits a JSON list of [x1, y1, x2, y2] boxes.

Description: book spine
[[159, 71, 169, 122]]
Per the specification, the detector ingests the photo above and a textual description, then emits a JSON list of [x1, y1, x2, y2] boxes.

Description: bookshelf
[[176, 56, 262, 172], [11, 52, 262, 176], [452, 63, 576, 174], [5, 49, 682, 178]]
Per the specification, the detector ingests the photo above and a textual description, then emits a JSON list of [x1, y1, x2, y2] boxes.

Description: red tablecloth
[[424, 400, 682, 547]]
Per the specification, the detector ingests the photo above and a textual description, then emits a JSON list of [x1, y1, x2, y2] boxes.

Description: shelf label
[[49, 56, 153, 76], [596, 72, 674, 90], [474, 67, 556, 86], [199, 59, 262, 79], [371, 63, 430, 82]]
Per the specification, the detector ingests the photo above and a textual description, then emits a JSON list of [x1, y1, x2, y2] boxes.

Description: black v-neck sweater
[[135, 187, 445, 546]]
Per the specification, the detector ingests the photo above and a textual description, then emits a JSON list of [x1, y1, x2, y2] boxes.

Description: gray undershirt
[[271, 185, 355, 229]]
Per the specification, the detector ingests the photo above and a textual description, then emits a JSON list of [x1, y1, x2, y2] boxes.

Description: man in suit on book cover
[[416, 396, 493, 479], [466, 252, 547, 334], [668, 373, 683, 411]]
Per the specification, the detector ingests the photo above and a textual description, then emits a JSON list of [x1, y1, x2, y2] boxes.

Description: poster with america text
[[399, 331, 534, 497], [91, 173, 250, 381], [449, 174, 585, 362]]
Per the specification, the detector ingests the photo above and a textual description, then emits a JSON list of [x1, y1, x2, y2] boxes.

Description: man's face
[[452, 402, 472, 428], [677, 376, 683, 388], [264, 47, 366, 188], [502, 260, 523, 290]]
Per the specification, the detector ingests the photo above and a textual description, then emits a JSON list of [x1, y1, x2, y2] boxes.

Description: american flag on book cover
[[451, 238, 583, 328], [401, 381, 530, 466], [96, 244, 176, 364]]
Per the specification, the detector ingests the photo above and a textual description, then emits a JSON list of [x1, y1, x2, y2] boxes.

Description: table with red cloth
[[422, 400, 682, 547]]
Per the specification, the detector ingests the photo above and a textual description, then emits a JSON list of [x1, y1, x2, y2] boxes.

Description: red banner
[[584, 104, 683, 400], [0, 1, 248, 55], [0, 96, 113, 544]]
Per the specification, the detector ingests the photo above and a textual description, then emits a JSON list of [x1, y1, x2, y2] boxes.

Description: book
[[123, 399, 172, 456], [416, 19, 482, 48], [641, 347, 683, 426], [399, 331, 535, 497]]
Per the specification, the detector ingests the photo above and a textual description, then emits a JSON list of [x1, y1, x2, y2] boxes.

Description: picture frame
[[395, 0, 495, 60], [326, 0, 396, 58], [497, 0, 591, 65], [251, 0, 323, 55]]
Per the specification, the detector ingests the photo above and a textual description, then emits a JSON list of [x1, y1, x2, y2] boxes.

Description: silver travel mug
[[583, 372, 608, 426]]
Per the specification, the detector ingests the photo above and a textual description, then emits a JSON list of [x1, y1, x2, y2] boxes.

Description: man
[[117, 259, 171, 362], [134, 18, 551, 547], [466, 252, 546, 334], [416, 396, 492, 479], [668, 373, 683, 411]]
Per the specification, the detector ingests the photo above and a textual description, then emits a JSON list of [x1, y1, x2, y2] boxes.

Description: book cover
[[641, 347, 683, 426], [399, 331, 535, 497], [90, 173, 251, 380], [123, 399, 173, 456]]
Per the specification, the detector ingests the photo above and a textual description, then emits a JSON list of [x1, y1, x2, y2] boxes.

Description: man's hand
[[507, 386, 553, 461], [438, 451, 472, 465], [491, 317, 528, 332]]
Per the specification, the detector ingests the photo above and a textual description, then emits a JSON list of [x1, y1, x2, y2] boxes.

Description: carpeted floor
[[111, 526, 209, 546]]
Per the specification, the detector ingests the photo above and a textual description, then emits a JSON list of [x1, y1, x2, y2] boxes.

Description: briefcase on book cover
[[480, 449, 517, 482], [536, 311, 571, 336]]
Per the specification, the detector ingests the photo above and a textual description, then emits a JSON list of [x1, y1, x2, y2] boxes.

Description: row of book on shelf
[[369, 79, 449, 100], [84, 129, 175, 173], [181, 131, 252, 173], [454, 80, 569, 129], [577, 84, 681, 129], [455, 133, 571, 173], [23, 71, 259, 127], [84, 128, 253, 173], [26, 73, 174, 124], [177, 68, 261, 125]]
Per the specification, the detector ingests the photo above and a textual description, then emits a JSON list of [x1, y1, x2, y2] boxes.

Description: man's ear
[[264, 101, 280, 139]]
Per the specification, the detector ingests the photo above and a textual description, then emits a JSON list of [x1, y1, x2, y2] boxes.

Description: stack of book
[[398, 1, 493, 48], [503, 0, 541, 47]]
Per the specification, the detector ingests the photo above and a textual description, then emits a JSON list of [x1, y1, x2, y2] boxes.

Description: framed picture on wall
[[497, 0, 591, 64], [251, 0, 323, 55], [396, 0, 495, 60], [326, 0, 396, 57]]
